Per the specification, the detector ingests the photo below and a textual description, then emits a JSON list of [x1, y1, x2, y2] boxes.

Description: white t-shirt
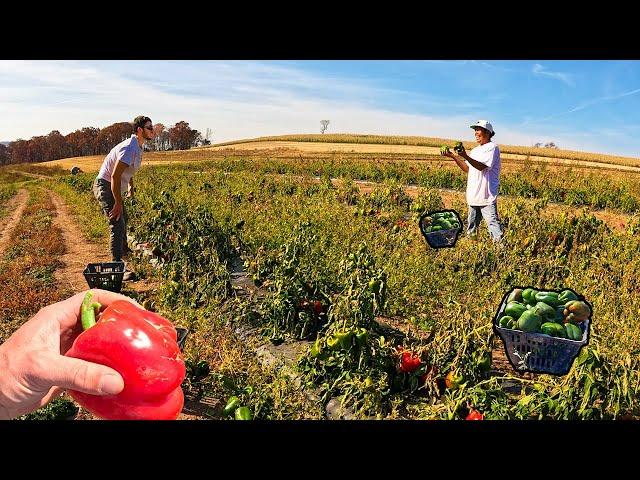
[[465, 141, 501, 206], [97, 135, 143, 193]]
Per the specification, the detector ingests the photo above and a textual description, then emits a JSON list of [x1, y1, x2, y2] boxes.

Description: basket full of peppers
[[419, 210, 463, 249], [493, 287, 592, 375]]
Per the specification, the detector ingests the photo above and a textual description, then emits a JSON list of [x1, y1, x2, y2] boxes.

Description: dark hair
[[132, 115, 152, 134]]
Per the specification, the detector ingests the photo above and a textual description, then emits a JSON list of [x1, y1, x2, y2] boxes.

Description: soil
[[0, 189, 29, 257]]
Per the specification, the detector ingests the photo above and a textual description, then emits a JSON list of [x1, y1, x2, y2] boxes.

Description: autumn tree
[[0, 144, 10, 166], [168, 121, 201, 150]]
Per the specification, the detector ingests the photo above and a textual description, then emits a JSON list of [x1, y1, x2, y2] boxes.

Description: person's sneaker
[[122, 270, 137, 282]]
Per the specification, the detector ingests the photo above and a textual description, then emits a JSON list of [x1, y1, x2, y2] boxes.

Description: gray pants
[[93, 178, 128, 261], [467, 202, 503, 242]]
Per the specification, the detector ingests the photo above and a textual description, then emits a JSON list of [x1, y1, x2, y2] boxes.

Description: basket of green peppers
[[493, 287, 592, 375], [419, 210, 463, 249]]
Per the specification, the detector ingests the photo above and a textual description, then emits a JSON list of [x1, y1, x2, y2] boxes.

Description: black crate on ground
[[83, 261, 125, 293]]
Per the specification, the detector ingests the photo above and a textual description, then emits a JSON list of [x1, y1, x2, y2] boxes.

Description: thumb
[[38, 352, 124, 396]]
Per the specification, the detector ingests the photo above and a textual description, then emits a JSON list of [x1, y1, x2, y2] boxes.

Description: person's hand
[[109, 201, 123, 221], [126, 186, 135, 199], [0, 289, 137, 420], [453, 142, 466, 155], [440, 145, 454, 158]]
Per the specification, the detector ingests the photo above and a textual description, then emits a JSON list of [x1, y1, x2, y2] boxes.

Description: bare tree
[[202, 127, 212, 146], [320, 120, 330, 134], [544, 142, 558, 149], [533, 142, 543, 148]]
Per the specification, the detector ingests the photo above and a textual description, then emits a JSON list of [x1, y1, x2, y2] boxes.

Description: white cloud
[[532, 63, 575, 87]]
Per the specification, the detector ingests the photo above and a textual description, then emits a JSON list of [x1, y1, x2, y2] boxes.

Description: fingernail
[[99, 374, 124, 395]]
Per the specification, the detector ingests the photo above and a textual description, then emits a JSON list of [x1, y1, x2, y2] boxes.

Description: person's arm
[[442, 148, 469, 173], [0, 289, 133, 420], [109, 160, 129, 221], [128, 177, 135, 198], [458, 150, 489, 171], [442, 147, 490, 172]]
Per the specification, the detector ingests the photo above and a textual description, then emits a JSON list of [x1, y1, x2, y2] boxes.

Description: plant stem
[[81, 291, 102, 330]]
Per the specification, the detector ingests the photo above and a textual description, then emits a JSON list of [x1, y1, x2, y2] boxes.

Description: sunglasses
[[144, 125, 154, 131]]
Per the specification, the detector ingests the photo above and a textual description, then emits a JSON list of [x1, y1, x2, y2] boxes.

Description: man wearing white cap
[[441, 120, 503, 242]]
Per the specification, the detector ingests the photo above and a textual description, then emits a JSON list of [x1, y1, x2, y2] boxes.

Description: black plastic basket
[[493, 288, 591, 375], [419, 210, 463, 249], [83, 261, 125, 293]]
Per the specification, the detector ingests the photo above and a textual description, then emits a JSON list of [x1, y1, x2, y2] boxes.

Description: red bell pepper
[[399, 351, 421, 373], [65, 292, 186, 420], [466, 409, 484, 420]]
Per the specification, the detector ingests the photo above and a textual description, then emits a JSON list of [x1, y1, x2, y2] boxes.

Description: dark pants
[[93, 178, 128, 261]]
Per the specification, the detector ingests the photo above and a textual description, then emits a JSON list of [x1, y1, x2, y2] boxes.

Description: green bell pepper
[[504, 301, 527, 319], [335, 330, 354, 350], [516, 310, 541, 332], [355, 327, 368, 347], [499, 315, 514, 328], [558, 289, 579, 305], [553, 305, 564, 322], [534, 291, 560, 308], [326, 335, 341, 351], [540, 322, 565, 338], [564, 323, 582, 341], [223, 396, 240, 417], [310, 338, 322, 357], [234, 406, 253, 420], [522, 288, 539, 306], [476, 352, 492, 372], [534, 301, 557, 322]]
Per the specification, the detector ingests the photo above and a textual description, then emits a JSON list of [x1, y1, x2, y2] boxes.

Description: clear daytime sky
[[1, 60, 639, 158]]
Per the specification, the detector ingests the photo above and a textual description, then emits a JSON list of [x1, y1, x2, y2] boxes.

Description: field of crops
[[2, 138, 640, 420], [211, 134, 640, 168]]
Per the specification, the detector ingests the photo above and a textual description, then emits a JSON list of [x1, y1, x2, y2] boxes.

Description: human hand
[[453, 142, 465, 154], [0, 289, 137, 420], [440, 145, 454, 158], [109, 202, 123, 221]]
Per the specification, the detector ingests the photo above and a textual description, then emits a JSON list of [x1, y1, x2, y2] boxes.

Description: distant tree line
[[0, 120, 206, 166]]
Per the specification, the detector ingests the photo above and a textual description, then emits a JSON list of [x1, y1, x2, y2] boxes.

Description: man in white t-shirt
[[441, 120, 503, 242], [93, 116, 155, 279]]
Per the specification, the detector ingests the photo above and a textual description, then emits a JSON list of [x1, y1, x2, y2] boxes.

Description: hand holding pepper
[[0, 289, 128, 420], [65, 292, 186, 420]]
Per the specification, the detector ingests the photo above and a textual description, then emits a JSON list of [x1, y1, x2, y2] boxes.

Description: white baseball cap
[[470, 120, 494, 135]]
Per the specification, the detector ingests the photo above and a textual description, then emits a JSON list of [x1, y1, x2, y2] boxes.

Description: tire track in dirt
[[47, 190, 111, 292], [46, 189, 208, 420], [0, 189, 29, 258]]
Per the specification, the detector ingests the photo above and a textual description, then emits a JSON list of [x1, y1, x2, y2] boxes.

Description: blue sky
[[1, 60, 639, 157]]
